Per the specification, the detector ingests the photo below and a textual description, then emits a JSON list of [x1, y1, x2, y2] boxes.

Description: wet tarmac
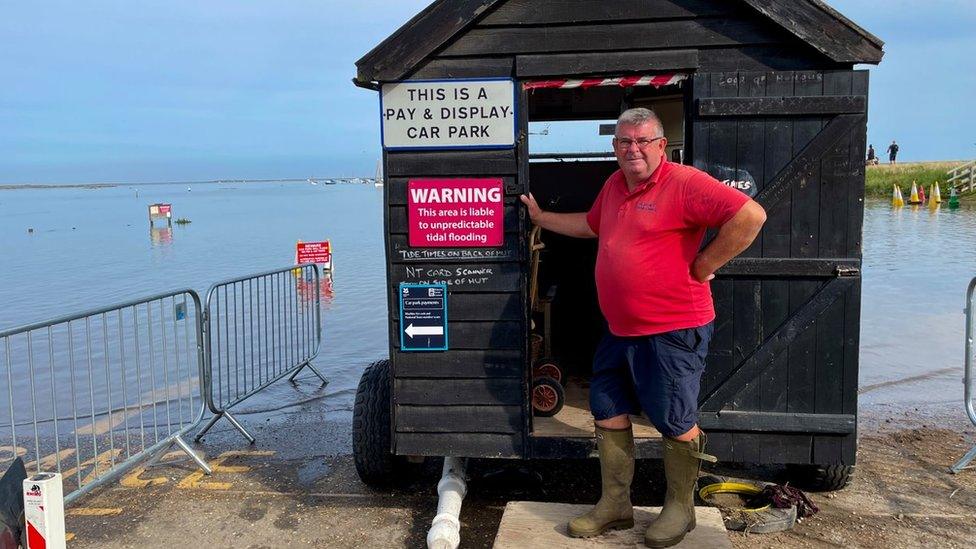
[[58, 365, 976, 549]]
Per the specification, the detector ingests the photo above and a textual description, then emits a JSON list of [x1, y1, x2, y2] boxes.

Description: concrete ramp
[[493, 501, 731, 548]]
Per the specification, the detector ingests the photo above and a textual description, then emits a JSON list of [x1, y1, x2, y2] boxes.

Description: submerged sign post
[[380, 78, 516, 150], [399, 283, 448, 352]]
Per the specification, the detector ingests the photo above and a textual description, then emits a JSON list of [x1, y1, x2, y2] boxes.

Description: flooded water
[[859, 199, 976, 417], [0, 182, 389, 421], [0, 185, 973, 424]]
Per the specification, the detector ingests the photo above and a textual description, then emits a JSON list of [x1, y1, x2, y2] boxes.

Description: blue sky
[[1, 0, 973, 184]]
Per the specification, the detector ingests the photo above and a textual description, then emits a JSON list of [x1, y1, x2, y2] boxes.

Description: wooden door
[[688, 70, 867, 465]]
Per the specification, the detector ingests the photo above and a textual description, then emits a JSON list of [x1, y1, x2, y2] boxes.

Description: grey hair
[[615, 108, 664, 137]]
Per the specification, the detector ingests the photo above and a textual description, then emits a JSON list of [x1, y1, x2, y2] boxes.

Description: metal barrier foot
[[223, 411, 257, 444], [194, 411, 256, 444], [288, 360, 329, 386], [194, 412, 224, 442], [173, 435, 213, 475], [144, 434, 213, 475], [950, 443, 976, 474]]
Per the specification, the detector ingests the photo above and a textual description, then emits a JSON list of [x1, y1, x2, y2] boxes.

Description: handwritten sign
[[408, 178, 504, 247], [707, 164, 758, 198], [381, 79, 516, 150], [403, 265, 496, 287], [395, 248, 514, 262]]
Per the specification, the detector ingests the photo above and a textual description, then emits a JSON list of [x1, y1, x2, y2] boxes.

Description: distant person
[[887, 140, 899, 164], [867, 144, 878, 165]]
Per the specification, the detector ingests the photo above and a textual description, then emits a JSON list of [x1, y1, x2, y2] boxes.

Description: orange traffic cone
[[908, 181, 922, 204], [918, 183, 926, 204], [892, 184, 905, 207]]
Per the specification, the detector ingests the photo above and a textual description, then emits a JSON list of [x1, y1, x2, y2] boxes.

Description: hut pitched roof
[[355, 0, 883, 84]]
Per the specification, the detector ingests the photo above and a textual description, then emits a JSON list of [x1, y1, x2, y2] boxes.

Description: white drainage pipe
[[426, 457, 468, 549]]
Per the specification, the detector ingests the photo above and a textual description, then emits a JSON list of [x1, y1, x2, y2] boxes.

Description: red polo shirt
[[586, 160, 750, 336]]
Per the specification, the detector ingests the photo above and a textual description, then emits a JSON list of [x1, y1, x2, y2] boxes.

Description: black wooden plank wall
[[378, 0, 866, 463], [406, 0, 845, 79], [385, 125, 527, 458], [690, 69, 866, 464]]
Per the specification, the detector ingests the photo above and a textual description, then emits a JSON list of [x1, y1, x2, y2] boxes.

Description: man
[[887, 140, 899, 164], [867, 144, 877, 165], [520, 108, 766, 547]]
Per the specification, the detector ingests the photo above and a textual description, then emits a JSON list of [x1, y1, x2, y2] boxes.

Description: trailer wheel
[[532, 376, 564, 417], [353, 359, 411, 488], [786, 463, 855, 492], [532, 358, 562, 383]]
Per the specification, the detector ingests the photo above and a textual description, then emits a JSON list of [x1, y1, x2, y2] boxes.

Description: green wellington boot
[[644, 432, 717, 548], [567, 426, 635, 538]]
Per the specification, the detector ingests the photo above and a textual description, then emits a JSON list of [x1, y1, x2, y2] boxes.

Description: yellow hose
[[698, 481, 771, 512]]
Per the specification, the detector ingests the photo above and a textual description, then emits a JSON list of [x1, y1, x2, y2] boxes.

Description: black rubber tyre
[[353, 359, 411, 488], [532, 376, 565, 417], [786, 463, 855, 492]]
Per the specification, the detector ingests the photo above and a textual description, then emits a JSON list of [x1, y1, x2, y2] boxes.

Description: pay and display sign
[[399, 283, 448, 352], [380, 78, 516, 150], [408, 178, 504, 247]]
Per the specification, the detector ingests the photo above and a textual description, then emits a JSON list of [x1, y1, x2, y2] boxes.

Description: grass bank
[[864, 161, 965, 198]]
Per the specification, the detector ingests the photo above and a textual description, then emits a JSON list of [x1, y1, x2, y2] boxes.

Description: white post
[[426, 457, 468, 549], [23, 473, 66, 549]]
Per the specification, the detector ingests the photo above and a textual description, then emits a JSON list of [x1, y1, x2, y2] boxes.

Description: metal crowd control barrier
[[0, 290, 212, 505], [195, 263, 325, 443], [951, 276, 976, 474]]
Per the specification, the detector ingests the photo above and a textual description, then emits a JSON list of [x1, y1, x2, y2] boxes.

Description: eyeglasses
[[614, 136, 665, 150]]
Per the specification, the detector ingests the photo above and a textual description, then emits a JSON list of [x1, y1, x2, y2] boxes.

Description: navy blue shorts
[[589, 323, 713, 438]]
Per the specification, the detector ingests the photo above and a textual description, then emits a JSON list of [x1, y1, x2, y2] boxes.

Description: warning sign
[[400, 283, 448, 352], [408, 178, 504, 247], [296, 240, 332, 269], [380, 78, 516, 150]]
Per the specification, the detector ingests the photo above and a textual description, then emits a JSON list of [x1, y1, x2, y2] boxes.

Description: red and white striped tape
[[523, 73, 688, 91]]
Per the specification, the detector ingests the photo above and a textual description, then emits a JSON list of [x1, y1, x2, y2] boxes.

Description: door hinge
[[835, 266, 860, 277]]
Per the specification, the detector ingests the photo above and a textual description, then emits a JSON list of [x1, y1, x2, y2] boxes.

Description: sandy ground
[[58, 388, 976, 549]]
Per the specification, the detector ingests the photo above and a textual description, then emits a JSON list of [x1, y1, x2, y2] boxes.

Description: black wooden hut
[[352, 0, 883, 490]]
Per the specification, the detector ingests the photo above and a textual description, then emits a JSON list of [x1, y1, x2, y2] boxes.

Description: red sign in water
[[296, 240, 332, 265], [408, 178, 504, 247]]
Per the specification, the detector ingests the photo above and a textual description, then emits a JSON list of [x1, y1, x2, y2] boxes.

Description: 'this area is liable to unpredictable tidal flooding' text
[[408, 179, 504, 247]]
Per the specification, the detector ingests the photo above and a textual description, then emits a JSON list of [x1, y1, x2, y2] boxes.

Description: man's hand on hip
[[691, 200, 767, 282], [690, 257, 716, 283]]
